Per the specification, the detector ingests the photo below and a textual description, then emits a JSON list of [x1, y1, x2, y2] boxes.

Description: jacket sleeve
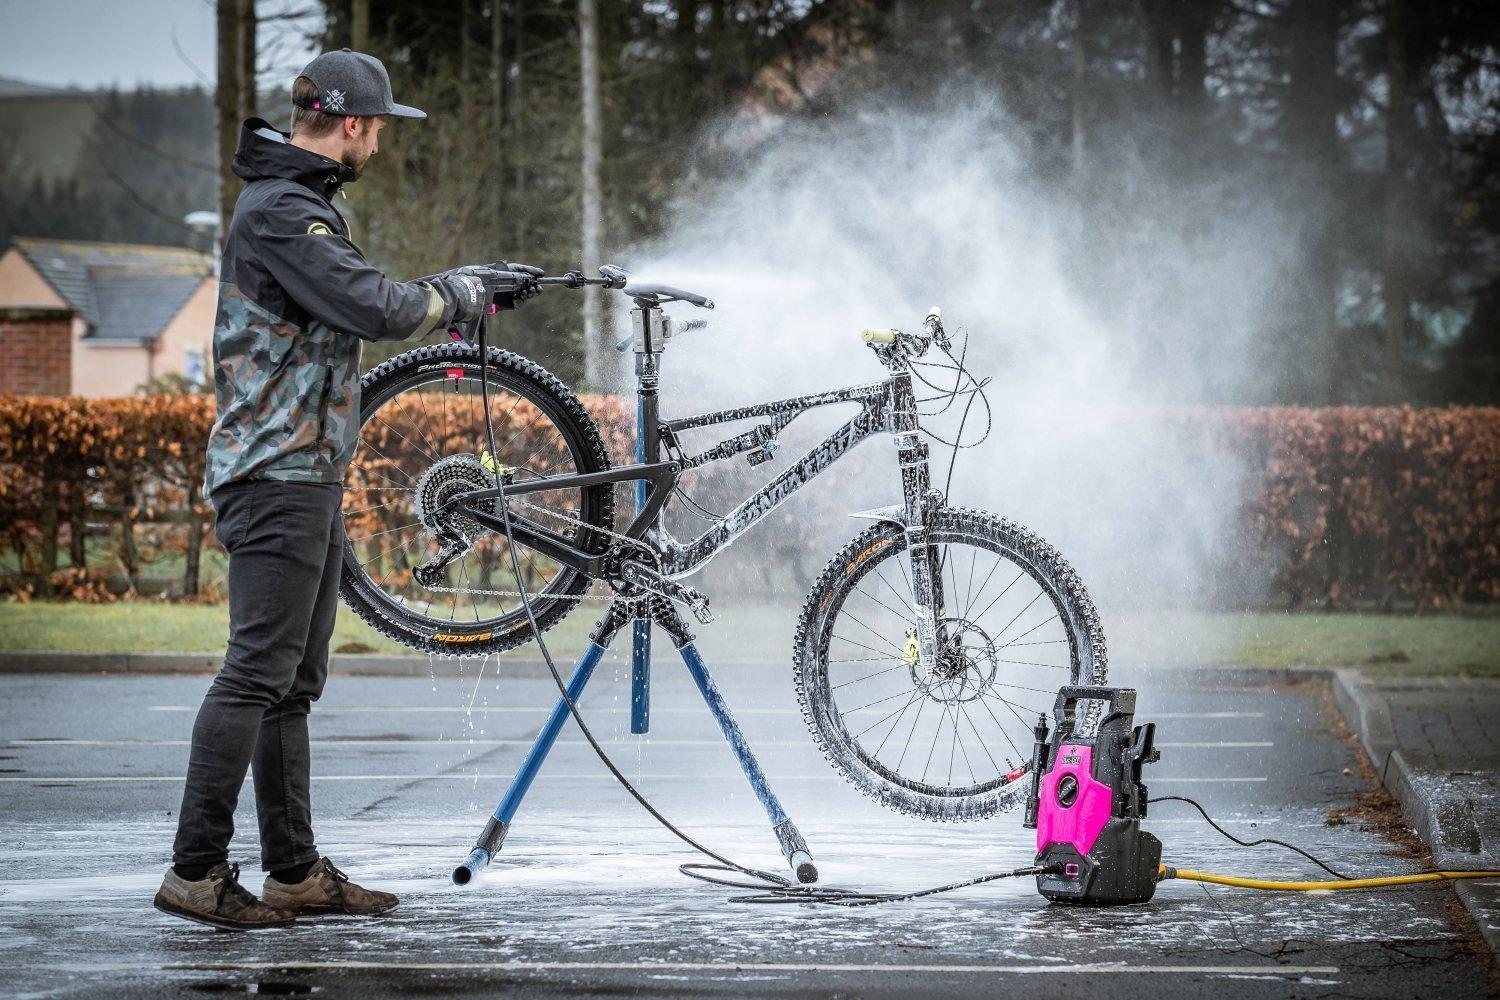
[[252, 188, 451, 342]]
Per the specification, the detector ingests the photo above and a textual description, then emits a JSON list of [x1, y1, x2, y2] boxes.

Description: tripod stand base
[[452, 598, 817, 887], [453, 817, 509, 885]]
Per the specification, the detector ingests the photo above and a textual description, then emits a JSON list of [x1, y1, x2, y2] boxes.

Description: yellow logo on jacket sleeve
[[307, 222, 334, 236]]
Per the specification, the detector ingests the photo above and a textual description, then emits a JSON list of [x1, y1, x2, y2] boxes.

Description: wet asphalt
[[0, 657, 1493, 999]]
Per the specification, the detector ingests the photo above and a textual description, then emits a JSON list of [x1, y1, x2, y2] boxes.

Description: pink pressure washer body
[[1024, 685, 1163, 905]]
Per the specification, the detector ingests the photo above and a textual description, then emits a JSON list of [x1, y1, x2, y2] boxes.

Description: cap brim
[[388, 103, 426, 119]]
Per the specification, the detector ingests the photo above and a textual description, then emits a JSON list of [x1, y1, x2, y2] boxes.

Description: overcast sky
[[0, 0, 322, 90]]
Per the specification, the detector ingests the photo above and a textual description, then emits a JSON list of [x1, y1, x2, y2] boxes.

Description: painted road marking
[[21, 960, 1340, 977], [6, 738, 1274, 749], [0, 774, 1269, 784], [144, 705, 1267, 718]]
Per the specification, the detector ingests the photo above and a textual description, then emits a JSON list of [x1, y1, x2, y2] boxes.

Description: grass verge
[[0, 603, 1495, 676]]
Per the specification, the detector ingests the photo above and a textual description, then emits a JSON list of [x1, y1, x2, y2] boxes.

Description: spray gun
[[1024, 685, 1162, 905]]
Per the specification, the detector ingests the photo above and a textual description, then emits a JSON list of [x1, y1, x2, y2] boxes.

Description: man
[[154, 49, 541, 931]]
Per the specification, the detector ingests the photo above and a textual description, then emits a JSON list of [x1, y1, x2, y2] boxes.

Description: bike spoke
[[835, 609, 907, 658], [831, 661, 905, 690], [856, 687, 923, 742], [842, 687, 920, 715], [869, 689, 924, 752]]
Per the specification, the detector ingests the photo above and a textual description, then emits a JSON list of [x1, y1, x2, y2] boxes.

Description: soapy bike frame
[[446, 293, 956, 886], [434, 329, 954, 667]]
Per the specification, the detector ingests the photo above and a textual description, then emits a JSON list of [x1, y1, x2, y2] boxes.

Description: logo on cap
[[324, 88, 346, 112]]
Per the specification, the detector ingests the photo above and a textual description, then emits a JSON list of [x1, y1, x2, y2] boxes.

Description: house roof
[[9, 237, 211, 343]]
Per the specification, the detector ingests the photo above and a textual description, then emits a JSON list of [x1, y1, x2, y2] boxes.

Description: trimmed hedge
[[1215, 407, 1499, 609], [0, 395, 1494, 608]]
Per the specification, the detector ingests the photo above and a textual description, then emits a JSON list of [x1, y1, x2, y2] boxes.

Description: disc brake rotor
[[906, 617, 998, 705]]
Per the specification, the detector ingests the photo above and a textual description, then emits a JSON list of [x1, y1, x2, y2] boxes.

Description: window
[[184, 347, 206, 385]]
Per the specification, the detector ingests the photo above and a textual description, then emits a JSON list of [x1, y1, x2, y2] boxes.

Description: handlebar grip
[[860, 328, 899, 345]]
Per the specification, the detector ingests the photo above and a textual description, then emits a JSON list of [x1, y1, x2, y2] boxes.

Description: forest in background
[[2, 0, 1498, 402]]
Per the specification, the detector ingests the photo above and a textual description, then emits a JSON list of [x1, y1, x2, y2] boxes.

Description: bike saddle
[[624, 282, 715, 309]]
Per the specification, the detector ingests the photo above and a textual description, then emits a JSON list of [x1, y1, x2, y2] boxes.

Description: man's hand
[[491, 262, 544, 310], [432, 265, 511, 324]]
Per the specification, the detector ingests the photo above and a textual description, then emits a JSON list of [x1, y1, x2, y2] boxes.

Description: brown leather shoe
[[154, 862, 295, 931], [260, 858, 398, 916]]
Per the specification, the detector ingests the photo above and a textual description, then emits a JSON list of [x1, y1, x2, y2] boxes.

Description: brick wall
[[0, 308, 74, 395]]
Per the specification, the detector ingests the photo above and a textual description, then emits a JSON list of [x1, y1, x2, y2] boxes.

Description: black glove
[[432, 264, 512, 324], [491, 261, 545, 310]]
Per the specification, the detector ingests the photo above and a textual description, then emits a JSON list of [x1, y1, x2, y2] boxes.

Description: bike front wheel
[[793, 508, 1106, 821]]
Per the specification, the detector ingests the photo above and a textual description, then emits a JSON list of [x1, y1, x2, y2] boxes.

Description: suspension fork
[[889, 372, 948, 674]]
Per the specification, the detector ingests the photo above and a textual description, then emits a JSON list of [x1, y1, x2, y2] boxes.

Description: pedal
[[688, 592, 715, 625], [619, 561, 714, 623]]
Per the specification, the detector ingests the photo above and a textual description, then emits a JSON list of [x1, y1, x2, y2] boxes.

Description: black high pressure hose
[[464, 304, 1420, 910], [471, 314, 796, 890]]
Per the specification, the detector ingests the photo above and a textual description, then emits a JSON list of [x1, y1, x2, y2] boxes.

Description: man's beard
[[341, 146, 371, 179]]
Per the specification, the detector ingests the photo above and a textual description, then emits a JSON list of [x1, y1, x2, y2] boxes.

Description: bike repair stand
[[453, 296, 818, 887]]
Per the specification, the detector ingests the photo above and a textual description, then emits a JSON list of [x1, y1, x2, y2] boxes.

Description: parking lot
[[0, 658, 1492, 998]]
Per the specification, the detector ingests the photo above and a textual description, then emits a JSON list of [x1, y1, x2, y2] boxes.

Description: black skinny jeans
[[172, 479, 344, 872]]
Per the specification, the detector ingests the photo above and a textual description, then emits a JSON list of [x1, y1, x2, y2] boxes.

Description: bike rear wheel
[[338, 342, 615, 656], [794, 508, 1106, 821]]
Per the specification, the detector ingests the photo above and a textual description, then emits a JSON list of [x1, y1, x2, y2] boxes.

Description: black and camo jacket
[[203, 118, 451, 497]]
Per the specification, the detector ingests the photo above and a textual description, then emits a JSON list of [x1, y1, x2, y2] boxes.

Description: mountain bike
[[337, 269, 1107, 822]]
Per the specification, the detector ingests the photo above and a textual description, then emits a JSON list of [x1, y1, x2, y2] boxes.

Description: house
[[0, 238, 215, 397]]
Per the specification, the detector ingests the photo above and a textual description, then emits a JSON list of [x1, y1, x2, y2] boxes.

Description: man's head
[[290, 76, 386, 176], [288, 49, 424, 178]]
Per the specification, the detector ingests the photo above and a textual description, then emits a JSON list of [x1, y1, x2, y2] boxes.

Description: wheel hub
[[908, 617, 998, 704]]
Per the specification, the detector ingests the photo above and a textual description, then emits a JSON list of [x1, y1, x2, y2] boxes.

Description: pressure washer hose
[[1161, 866, 1500, 891]]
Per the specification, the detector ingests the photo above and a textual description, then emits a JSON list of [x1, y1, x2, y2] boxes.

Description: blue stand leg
[[678, 641, 819, 884], [630, 620, 651, 734], [630, 390, 652, 735], [452, 641, 608, 884]]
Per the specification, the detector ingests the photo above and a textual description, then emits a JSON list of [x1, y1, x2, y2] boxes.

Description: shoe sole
[[154, 894, 295, 931], [266, 901, 399, 917]]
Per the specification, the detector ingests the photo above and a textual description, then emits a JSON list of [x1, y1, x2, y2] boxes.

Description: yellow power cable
[[1161, 865, 1500, 891]]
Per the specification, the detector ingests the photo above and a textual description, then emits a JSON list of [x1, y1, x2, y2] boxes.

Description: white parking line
[[6, 738, 1274, 749], [144, 705, 1268, 719], [0, 774, 1269, 784], [27, 960, 1340, 977]]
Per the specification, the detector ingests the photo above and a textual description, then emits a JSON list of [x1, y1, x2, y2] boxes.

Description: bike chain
[[420, 491, 667, 603]]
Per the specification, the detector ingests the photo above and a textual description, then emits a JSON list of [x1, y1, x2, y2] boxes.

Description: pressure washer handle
[[1023, 712, 1049, 830]]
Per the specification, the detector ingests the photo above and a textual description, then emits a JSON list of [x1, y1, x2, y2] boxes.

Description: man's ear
[[343, 116, 363, 140]]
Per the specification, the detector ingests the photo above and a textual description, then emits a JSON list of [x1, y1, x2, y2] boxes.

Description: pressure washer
[[1025, 685, 1162, 906]]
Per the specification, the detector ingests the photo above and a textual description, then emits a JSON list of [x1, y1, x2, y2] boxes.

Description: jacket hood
[[232, 118, 357, 198]]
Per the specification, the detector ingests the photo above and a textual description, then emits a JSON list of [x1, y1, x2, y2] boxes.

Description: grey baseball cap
[[294, 48, 425, 119]]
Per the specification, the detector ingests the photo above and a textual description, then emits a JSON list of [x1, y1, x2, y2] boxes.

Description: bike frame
[[442, 300, 952, 667]]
